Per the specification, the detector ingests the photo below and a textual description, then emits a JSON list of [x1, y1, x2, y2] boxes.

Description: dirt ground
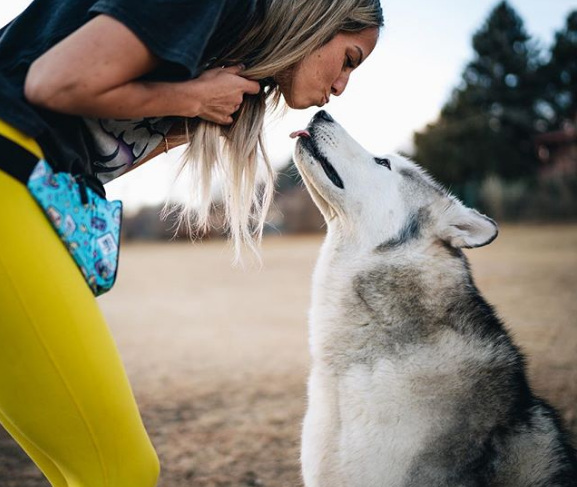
[[1, 224, 576, 486]]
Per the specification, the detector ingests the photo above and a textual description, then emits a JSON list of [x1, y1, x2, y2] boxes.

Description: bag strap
[[0, 119, 43, 159], [0, 132, 40, 184]]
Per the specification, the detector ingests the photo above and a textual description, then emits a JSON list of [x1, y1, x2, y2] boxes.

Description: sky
[[1, 0, 575, 211]]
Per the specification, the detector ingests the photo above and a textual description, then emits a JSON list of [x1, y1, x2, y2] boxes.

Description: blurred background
[[1, 1, 576, 486]]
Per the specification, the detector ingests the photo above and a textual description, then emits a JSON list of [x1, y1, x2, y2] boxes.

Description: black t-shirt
[[0, 0, 256, 184]]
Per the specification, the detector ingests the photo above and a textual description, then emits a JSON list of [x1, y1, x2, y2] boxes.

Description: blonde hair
[[163, 0, 384, 259]]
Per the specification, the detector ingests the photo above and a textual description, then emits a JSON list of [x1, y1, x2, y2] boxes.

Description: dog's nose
[[314, 110, 334, 123]]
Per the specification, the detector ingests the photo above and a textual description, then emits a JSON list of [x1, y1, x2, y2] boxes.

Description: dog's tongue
[[290, 130, 311, 139]]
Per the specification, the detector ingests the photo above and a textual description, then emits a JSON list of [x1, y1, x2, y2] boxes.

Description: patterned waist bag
[[0, 121, 122, 296]]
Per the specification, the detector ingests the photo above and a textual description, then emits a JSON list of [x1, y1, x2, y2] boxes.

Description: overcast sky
[[2, 0, 575, 211]]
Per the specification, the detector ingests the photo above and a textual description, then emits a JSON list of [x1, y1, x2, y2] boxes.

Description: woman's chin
[[280, 87, 320, 109], [286, 97, 319, 110], [280, 90, 325, 109]]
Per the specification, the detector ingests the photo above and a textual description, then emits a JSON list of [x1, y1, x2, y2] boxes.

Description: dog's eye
[[375, 158, 391, 170]]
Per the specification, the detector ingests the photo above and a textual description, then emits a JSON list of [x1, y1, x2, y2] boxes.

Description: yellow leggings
[[0, 121, 160, 487]]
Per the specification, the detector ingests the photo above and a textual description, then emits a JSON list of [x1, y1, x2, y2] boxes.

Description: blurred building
[[535, 116, 577, 181]]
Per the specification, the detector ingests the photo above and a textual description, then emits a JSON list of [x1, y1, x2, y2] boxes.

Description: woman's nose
[[331, 73, 350, 97]]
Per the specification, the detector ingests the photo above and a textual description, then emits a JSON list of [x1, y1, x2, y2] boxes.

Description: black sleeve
[[89, 0, 235, 79]]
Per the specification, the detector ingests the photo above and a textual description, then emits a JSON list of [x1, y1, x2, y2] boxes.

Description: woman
[[0, 0, 383, 485]]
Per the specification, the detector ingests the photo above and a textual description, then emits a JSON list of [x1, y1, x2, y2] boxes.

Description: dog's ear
[[438, 200, 498, 249]]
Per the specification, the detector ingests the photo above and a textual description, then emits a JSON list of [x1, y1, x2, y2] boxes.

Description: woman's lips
[[290, 130, 311, 139]]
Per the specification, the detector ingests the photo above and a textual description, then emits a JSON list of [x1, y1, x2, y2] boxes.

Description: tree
[[413, 1, 542, 195], [537, 11, 577, 129]]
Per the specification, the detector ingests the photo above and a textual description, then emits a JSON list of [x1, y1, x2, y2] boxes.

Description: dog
[[291, 111, 577, 487]]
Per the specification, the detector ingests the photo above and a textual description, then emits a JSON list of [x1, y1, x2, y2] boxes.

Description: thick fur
[[293, 111, 577, 487]]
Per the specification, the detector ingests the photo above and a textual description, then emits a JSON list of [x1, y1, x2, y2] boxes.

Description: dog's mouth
[[291, 130, 344, 190]]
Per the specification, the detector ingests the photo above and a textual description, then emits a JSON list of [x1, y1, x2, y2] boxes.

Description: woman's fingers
[[203, 105, 239, 125], [217, 115, 234, 125], [218, 65, 261, 96], [242, 79, 261, 95], [191, 65, 261, 125]]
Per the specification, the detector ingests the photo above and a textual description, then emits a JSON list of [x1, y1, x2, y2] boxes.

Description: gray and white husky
[[291, 111, 577, 487]]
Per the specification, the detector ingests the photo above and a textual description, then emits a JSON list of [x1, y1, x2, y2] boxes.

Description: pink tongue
[[290, 130, 311, 139]]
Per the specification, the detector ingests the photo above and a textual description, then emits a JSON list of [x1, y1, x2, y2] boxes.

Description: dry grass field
[[1, 224, 576, 486]]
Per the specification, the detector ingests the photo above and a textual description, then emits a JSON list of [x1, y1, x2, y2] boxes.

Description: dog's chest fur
[[303, 238, 514, 486]]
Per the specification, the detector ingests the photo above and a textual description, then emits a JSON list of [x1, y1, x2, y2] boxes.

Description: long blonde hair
[[162, 0, 384, 259]]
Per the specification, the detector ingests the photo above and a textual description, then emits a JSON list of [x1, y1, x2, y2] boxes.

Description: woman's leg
[[0, 168, 160, 487]]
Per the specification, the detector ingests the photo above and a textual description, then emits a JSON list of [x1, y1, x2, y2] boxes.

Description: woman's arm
[[24, 15, 260, 125], [120, 119, 188, 175]]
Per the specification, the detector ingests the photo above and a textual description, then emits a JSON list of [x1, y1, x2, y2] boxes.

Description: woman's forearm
[[25, 78, 202, 119], [120, 119, 188, 174], [25, 66, 259, 124]]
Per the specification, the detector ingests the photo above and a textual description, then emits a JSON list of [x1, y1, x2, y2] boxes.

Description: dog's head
[[293, 111, 498, 252]]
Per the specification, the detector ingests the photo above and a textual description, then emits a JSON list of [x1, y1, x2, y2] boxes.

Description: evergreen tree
[[538, 11, 577, 129], [413, 1, 542, 196]]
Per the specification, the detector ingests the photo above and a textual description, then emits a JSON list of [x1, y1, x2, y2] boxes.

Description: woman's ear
[[437, 200, 498, 249]]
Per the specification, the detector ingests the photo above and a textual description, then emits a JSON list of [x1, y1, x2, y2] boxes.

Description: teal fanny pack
[[27, 160, 122, 296]]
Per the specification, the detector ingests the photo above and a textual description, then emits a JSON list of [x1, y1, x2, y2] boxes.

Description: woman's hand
[[187, 66, 261, 125]]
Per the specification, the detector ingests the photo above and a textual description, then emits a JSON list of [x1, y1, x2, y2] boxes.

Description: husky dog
[[291, 111, 577, 487]]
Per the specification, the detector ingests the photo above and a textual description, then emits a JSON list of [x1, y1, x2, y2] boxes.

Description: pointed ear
[[438, 201, 498, 249]]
